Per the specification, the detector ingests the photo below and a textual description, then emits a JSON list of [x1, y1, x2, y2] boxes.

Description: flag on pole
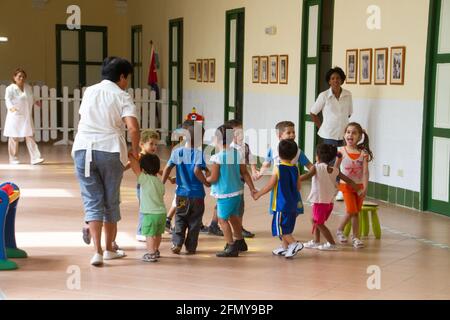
[[147, 42, 160, 99]]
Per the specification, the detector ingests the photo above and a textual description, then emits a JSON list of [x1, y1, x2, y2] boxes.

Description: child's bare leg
[[89, 221, 103, 255], [210, 206, 219, 225], [317, 224, 336, 244], [167, 206, 176, 220], [337, 214, 352, 232], [281, 234, 296, 246], [146, 236, 156, 254], [229, 215, 243, 241], [218, 218, 233, 244], [314, 226, 321, 243], [104, 222, 116, 252], [154, 235, 162, 252], [351, 215, 360, 239]]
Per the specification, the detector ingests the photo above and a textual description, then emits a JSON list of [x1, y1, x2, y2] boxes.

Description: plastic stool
[[343, 202, 381, 239]]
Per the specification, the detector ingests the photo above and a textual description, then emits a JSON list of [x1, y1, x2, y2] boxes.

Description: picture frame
[[252, 56, 260, 83], [196, 59, 202, 82], [260, 56, 268, 84], [390, 46, 406, 85], [189, 62, 196, 80], [208, 59, 215, 83], [345, 49, 358, 84], [202, 59, 209, 82], [269, 55, 278, 84], [359, 48, 372, 85], [279, 55, 288, 84], [374, 48, 388, 85]]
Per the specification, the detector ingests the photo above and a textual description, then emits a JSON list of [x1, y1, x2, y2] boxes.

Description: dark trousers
[[172, 196, 205, 252]]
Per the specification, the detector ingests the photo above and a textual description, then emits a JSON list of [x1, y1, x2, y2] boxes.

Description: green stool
[[343, 202, 381, 239]]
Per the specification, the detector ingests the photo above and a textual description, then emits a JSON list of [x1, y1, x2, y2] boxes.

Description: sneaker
[[216, 243, 239, 257], [199, 224, 209, 234], [285, 242, 304, 259], [142, 253, 157, 262], [112, 241, 120, 251], [9, 160, 20, 165], [90, 253, 103, 266], [136, 234, 146, 242], [31, 158, 45, 165], [242, 228, 255, 238], [317, 242, 339, 251], [336, 231, 348, 243], [235, 239, 248, 252], [155, 250, 160, 258], [82, 226, 91, 245], [208, 224, 224, 236], [171, 244, 182, 254], [335, 191, 344, 201], [352, 237, 365, 248], [103, 250, 126, 260], [303, 240, 320, 249], [272, 246, 287, 256], [165, 219, 172, 232]]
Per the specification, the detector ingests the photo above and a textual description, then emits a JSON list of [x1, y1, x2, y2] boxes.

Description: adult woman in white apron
[[4, 69, 44, 165]]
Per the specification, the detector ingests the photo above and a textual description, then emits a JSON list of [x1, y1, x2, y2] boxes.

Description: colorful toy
[[343, 201, 381, 239], [0, 182, 27, 271], [186, 107, 204, 122]]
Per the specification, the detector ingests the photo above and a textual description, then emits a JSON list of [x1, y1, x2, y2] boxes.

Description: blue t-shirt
[[265, 143, 310, 168], [210, 148, 244, 198], [168, 147, 206, 198], [270, 163, 302, 214]]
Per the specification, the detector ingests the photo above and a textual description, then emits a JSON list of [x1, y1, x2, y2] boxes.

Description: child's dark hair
[[101, 56, 133, 83], [182, 120, 204, 146], [325, 67, 346, 83], [215, 124, 234, 146], [275, 121, 295, 135], [278, 139, 298, 161], [225, 119, 242, 129], [345, 122, 374, 161], [316, 143, 337, 164], [139, 153, 160, 175]]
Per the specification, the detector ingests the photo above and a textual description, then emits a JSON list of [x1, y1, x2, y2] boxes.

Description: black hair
[[215, 124, 234, 146], [181, 120, 204, 146], [316, 143, 337, 164], [101, 56, 133, 83], [278, 139, 298, 161], [139, 153, 160, 175], [325, 66, 346, 83], [224, 119, 242, 128]]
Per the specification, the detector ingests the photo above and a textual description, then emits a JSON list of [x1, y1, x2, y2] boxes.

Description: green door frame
[[224, 8, 245, 122], [131, 25, 143, 88], [169, 18, 183, 133], [422, 0, 450, 215], [56, 24, 108, 96]]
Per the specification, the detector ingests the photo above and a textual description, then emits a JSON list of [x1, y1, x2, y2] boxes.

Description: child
[[335, 122, 373, 248], [253, 139, 304, 259], [161, 120, 209, 254], [128, 152, 167, 262], [204, 124, 257, 257], [300, 144, 360, 250]]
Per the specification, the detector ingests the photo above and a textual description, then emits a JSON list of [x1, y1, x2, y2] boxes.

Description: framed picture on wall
[[189, 62, 196, 80], [209, 59, 215, 82], [279, 55, 288, 84], [346, 49, 358, 84], [374, 48, 388, 85], [269, 55, 278, 83], [390, 46, 406, 85], [260, 56, 268, 84], [359, 48, 372, 84], [196, 59, 202, 82], [202, 59, 209, 82], [252, 56, 260, 83]]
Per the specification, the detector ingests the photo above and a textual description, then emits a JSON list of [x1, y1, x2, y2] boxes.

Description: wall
[[333, 0, 430, 193]]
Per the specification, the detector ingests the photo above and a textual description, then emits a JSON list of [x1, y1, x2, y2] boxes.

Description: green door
[[169, 18, 183, 133]]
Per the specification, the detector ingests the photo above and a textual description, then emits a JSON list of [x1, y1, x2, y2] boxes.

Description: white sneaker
[[336, 231, 348, 243], [103, 250, 126, 260], [9, 160, 20, 165], [317, 242, 339, 251], [272, 246, 287, 256], [31, 158, 44, 165], [285, 242, 304, 259], [303, 240, 320, 249], [352, 237, 365, 248], [136, 234, 146, 242], [90, 253, 103, 266], [335, 191, 344, 201]]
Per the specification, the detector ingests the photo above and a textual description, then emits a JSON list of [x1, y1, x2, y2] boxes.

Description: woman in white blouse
[[4, 69, 44, 165]]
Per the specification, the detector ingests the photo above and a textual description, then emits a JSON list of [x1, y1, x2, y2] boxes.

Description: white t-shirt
[[307, 163, 339, 204], [310, 87, 353, 140], [72, 80, 137, 176]]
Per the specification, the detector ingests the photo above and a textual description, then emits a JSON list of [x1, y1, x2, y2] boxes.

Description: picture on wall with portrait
[[260, 56, 268, 84], [390, 46, 406, 85], [189, 62, 196, 80], [346, 49, 358, 84], [196, 59, 202, 82], [359, 48, 372, 84], [279, 55, 288, 84], [202, 59, 209, 82], [374, 48, 388, 85], [269, 55, 278, 83], [252, 56, 260, 83], [209, 59, 215, 82]]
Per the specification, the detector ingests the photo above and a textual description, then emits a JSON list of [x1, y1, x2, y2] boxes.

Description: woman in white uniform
[[4, 69, 44, 165]]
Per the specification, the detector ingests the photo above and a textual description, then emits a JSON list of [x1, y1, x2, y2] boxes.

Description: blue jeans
[[74, 150, 124, 223], [322, 138, 344, 147]]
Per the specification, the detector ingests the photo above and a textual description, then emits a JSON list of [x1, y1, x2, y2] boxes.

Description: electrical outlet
[[397, 169, 404, 177], [382, 165, 390, 176]]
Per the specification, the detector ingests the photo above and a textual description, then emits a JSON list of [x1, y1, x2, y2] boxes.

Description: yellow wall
[[0, 0, 128, 87]]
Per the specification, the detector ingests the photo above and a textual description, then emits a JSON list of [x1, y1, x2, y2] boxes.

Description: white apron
[[4, 83, 35, 137]]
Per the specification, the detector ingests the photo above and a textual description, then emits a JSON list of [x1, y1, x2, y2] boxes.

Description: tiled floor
[[0, 143, 449, 300]]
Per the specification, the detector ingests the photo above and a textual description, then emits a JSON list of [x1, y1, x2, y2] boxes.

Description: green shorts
[[141, 213, 166, 237]]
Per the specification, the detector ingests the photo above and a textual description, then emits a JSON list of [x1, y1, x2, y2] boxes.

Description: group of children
[[123, 119, 372, 262]]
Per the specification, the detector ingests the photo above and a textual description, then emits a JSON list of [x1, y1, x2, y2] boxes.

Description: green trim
[[131, 25, 143, 88], [168, 18, 183, 134], [367, 182, 421, 211]]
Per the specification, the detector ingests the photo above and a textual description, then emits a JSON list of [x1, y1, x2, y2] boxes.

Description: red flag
[[147, 45, 158, 86]]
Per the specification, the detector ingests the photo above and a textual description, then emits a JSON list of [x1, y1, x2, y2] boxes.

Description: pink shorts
[[312, 203, 334, 233]]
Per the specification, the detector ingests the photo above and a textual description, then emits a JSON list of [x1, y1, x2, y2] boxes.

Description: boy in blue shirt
[[162, 120, 209, 254]]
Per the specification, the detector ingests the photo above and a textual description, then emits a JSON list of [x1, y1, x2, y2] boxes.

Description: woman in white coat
[[4, 69, 44, 165]]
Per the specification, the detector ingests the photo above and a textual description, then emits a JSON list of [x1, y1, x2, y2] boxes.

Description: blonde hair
[[140, 129, 160, 143]]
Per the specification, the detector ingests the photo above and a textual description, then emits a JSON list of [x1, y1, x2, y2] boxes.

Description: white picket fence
[[0, 85, 169, 145]]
